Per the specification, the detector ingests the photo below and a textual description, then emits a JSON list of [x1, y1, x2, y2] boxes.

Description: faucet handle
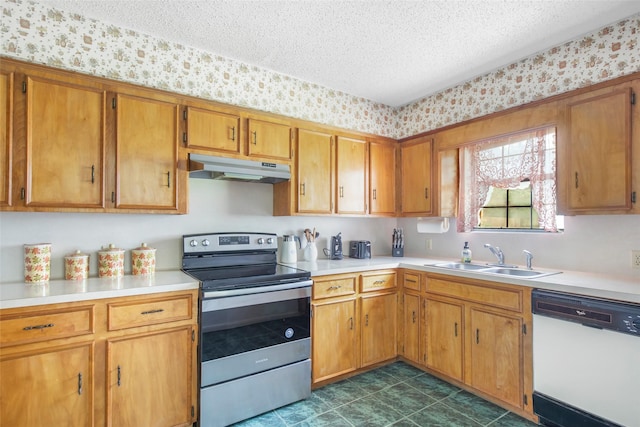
[[523, 250, 533, 270]]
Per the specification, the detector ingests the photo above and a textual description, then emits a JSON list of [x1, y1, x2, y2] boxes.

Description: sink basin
[[429, 263, 561, 279], [432, 262, 492, 271], [483, 267, 561, 279]]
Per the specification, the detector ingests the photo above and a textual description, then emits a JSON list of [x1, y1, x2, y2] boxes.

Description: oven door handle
[[202, 280, 312, 312]]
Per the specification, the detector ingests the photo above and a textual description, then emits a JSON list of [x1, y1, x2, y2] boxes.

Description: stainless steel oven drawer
[[200, 359, 311, 427]]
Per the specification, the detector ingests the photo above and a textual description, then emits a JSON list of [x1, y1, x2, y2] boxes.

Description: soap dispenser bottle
[[461, 242, 472, 263]]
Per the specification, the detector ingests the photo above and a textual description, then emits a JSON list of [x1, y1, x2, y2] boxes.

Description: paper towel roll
[[417, 217, 450, 233]]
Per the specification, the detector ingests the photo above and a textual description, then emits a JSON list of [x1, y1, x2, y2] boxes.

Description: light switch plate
[[632, 250, 640, 269]]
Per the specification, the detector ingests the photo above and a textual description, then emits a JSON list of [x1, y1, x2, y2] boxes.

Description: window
[[457, 127, 560, 232]]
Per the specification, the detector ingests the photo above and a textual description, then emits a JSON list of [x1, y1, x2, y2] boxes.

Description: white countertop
[[0, 271, 199, 310], [1, 257, 638, 310], [294, 256, 640, 304]]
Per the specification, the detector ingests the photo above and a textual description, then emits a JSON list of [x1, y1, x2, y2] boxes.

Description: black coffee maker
[[328, 232, 343, 260]]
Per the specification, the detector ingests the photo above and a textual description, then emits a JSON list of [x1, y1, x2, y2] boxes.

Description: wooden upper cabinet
[[185, 106, 240, 155], [24, 76, 106, 208], [566, 88, 633, 212], [297, 128, 333, 214], [247, 118, 292, 161], [115, 93, 179, 210], [369, 140, 396, 215], [401, 137, 433, 216], [0, 69, 12, 207], [336, 136, 367, 214]]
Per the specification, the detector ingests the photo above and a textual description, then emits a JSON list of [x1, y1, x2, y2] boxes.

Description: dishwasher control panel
[[532, 289, 640, 337]]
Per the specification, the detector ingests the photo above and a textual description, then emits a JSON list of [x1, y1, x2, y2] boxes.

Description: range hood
[[188, 153, 291, 184]]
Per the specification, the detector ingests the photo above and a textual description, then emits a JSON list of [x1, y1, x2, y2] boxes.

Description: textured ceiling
[[38, 0, 640, 107]]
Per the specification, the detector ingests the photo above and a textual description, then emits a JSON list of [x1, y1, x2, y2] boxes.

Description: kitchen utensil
[[98, 243, 125, 278], [24, 243, 52, 283], [64, 250, 90, 280], [281, 235, 301, 264], [131, 243, 156, 275]]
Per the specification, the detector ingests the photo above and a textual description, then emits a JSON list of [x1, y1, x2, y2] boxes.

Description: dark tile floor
[[233, 362, 539, 426]]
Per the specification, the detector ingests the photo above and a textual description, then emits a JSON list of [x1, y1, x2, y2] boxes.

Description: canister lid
[[133, 242, 155, 251], [100, 243, 124, 252], [65, 249, 89, 259]]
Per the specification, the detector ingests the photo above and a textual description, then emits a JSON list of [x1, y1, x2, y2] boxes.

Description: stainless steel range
[[182, 232, 312, 427]]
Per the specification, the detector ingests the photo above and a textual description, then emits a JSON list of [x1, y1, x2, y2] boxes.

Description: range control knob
[[267, 237, 274, 244], [257, 238, 264, 245], [202, 239, 210, 247], [189, 239, 198, 247], [632, 319, 640, 330]]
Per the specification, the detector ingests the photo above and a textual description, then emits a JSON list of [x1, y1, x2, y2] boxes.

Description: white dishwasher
[[532, 289, 640, 427]]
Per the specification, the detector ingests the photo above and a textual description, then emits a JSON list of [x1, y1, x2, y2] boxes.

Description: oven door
[[200, 284, 311, 387]]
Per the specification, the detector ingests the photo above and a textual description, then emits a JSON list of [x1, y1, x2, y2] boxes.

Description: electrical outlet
[[426, 239, 432, 250], [632, 250, 640, 269]]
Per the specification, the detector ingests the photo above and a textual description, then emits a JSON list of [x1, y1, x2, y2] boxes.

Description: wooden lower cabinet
[[425, 297, 464, 382], [311, 297, 358, 383], [1, 343, 93, 427], [0, 290, 198, 427], [311, 270, 397, 386], [400, 270, 534, 420], [107, 327, 194, 427]]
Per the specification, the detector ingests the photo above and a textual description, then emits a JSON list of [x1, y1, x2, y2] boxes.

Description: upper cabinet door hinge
[[632, 191, 636, 204], [22, 81, 26, 93], [183, 109, 188, 120], [631, 92, 636, 105], [192, 330, 196, 342], [523, 324, 527, 335], [112, 98, 117, 109]]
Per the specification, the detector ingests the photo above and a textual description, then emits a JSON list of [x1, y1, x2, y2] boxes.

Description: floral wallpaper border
[[1, 0, 639, 139]]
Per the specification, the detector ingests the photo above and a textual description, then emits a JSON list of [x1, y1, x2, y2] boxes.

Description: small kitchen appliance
[[280, 234, 301, 264], [349, 240, 371, 259], [328, 232, 343, 260]]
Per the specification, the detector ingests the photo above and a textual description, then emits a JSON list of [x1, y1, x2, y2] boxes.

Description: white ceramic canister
[[64, 250, 90, 280], [24, 243, 52, 283], [98, 244, 125, 278], [131, 243, 156, 275]]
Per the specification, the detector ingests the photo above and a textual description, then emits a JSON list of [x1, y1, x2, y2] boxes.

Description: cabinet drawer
[[426, 277, 522, 312], [361, 271, 396, 292], [0, 305, 94, 347], [403, 272, 421, 291], [108, 294, 193, 331], [313, 275, 357, 300]]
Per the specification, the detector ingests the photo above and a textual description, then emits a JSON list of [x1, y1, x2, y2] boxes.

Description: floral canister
[[64, 250, 90, 280], [24, 243, 52, 283], [131, 243, 156, 276], [98, 244, 125, 278]]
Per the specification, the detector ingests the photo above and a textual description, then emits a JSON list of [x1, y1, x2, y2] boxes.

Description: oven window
[[201, 297, 310, 361]]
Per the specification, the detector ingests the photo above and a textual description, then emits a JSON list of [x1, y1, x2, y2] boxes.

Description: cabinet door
[[297, 129, 333, 214], [425, 298, 463, 381], [185, 106, 240, 154], [402, 293, 421, 364], [311, 298, 357, 383], [401, 138, 433, 215], [567, 88, 632, 211], [361, 292, 397, 367], [1, 343, 93, 427], [336, 136, 367, 214], [247, 118, 292, 161], [470, 308, 522, 408], [107, 327, 194, 427], [25, 76, 106, 208], [115, 94, 178, 210], [369, 140, 396, 215], [0, 69, 12, 207]]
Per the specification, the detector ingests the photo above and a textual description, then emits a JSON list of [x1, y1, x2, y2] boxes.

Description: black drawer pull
[[141, 309, 164, 315], [23, 323, 54, 331]]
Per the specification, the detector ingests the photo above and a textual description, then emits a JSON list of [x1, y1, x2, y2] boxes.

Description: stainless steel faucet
[[483, 244, 505, 265], [523, 250, 533, 270]]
